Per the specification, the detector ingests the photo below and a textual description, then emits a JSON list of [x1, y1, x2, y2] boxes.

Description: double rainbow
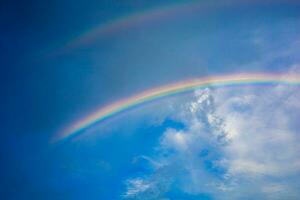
[[55, 73, 300, 142]]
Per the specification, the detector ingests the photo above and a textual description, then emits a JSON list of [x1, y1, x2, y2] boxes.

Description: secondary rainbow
[[55, 0, 300, 55], [54, 73, 300, 142], [63, 1, 202, 50], [63, 0, 277, 51]]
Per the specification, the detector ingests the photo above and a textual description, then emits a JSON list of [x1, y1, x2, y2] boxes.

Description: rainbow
[[54, 73, 300, 142], [62, 0, 294, 51], [63, 1, 203, 50]]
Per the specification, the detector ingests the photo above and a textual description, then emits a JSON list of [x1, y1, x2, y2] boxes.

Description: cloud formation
[[123, 69, 300, 199]]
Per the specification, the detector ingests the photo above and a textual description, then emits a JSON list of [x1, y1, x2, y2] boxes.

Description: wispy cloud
[[123, 178, 152, 198]]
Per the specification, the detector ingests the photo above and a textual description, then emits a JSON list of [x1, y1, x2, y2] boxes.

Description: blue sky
[[2, 0, 300, 199]]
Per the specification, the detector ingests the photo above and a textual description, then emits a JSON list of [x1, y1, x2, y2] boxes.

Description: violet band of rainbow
[[54, 73, 300, 142]]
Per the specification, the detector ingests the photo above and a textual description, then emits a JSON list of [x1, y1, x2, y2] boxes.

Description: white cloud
[[160, 128, 189, 151], [123, 67, 300, 199], [123, 178, 151, 198], [213, 84, 300, 177], [122, 168, 174, 200]]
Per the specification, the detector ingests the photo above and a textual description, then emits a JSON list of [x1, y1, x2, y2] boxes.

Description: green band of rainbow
[[54, 73, 300, 142]]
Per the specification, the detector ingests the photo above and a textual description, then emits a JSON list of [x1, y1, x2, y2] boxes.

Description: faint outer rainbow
[[63, 0, 291, 51], [54, 73, 300, 142], [63, 1, 203, 50]]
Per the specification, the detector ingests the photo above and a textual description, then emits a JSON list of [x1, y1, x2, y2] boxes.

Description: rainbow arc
[[54, 73, 300, 142]]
